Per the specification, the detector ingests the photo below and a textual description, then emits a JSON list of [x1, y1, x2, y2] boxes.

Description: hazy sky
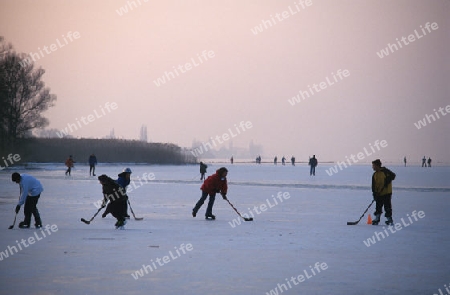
[[1, 0, 448, 163]]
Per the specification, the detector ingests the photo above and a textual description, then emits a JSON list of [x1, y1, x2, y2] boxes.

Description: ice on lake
[[0, 163, 449, 295]]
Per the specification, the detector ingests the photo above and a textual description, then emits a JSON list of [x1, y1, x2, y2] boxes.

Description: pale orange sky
[[1, 0, 449, 163]]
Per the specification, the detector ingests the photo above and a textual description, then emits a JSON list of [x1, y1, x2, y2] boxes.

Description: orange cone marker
[[367, 214, 372, 224]]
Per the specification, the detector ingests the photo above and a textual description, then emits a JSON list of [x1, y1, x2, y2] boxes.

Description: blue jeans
[[193, 191, 216, 216]]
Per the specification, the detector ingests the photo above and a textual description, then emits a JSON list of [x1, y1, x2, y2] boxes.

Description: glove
[[15, 205, 20, 214], [221, 193, 227, 200]]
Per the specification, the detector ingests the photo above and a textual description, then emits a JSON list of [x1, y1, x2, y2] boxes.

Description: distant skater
[[371, 159, 396, 226], [274, 156, 277, 165], [199, 162, 208, 181], [282, 156, 286, 165], [65, 155, 75, 176], [291, 156, 295, 166], [12, 172, 43, 229], [89, 153, 97, 176], [422, 156, 426, 167], [230, 156, 234, 164], [309, 155, 318, 176], [403, 156, 407, 167], [192, 167, 228, 220], [427, 157, 432, 167]]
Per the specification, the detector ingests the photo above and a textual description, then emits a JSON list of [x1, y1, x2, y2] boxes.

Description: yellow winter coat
[[372, 169, 392, 196]]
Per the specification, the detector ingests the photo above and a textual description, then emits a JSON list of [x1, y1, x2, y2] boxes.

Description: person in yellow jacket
[[371, 159, 396, 225]]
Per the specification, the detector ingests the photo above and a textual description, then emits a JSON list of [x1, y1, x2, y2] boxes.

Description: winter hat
[[372, 159, 382, 167], [217, 167, 228, 176], [11, 172, 21, 182]]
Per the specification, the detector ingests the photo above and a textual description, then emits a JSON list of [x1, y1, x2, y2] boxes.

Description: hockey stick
[[8, 213, 18, 229], [225, 198, 253, 221], [9, 193, 20, 229], [347, 199, 375, 225], [127, 199, 143, 220], [81, 206, 103, 225]]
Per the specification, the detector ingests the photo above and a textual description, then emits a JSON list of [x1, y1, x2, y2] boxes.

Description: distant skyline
[[1, 0, 448, 163]]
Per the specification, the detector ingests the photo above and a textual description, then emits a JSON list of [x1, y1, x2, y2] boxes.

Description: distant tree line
[[1, 138, 196, 165]]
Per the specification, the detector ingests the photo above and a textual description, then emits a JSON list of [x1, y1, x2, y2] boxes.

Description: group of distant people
[[421, 156, 432, 167], [403, 156, 433, 167], [64, 153, 98, 176]]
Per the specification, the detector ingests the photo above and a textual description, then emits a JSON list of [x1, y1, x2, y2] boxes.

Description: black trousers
[[193, 191, 216, 216], [24, 194, 42, 226], [89, 165, 96, 175], [374, 193, 392, 218], [104, 197, 127, 221]]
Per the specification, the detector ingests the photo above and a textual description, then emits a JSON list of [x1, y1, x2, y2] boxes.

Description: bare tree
[[0, 37, 56, 144]]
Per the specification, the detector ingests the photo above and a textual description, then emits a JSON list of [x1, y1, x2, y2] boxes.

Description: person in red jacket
[[192, 167, 228, 220]]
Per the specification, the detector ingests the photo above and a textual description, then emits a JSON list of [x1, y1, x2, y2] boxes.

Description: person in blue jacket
[[88, 153, 98, 176], [117, 167, 132, 218], [12, 172, 44, 228]]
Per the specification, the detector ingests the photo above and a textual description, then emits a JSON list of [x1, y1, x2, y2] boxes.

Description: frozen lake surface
[[0, 163, 449, 295]]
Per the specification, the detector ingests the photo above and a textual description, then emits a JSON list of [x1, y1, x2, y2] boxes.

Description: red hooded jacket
[[201, 170, 228, 195]]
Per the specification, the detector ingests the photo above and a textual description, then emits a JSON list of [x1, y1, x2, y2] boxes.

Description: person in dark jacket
[[99, 174, 127, 228], [88, 154, 98, 176], [199, 162, 208, 181], [309, 155, 318, 176], [117, 168, 132, 218], [192, 167, 228, 220], [371, 159, 396, 225]]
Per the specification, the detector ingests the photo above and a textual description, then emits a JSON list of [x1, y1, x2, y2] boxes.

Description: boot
[[115, 219, 126, 228], [34, 210, 42, 228], [19, 221, 30, 228], [205, 214, 216, 220], [385, 217, 394, 225], [372, 214, 381, 225]]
